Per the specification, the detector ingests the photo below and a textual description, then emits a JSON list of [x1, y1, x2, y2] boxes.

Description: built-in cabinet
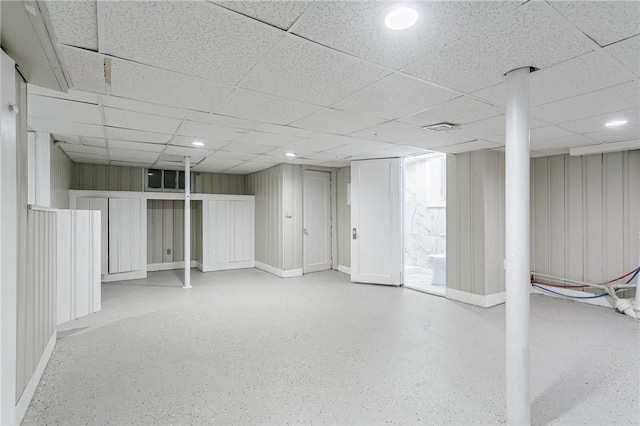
[[71, 191, 255, 281]]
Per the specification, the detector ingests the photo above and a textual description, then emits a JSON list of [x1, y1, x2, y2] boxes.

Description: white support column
[[184, 157, 191, 289], [505, 66, 531, 426], [634, 231, 640, 315]]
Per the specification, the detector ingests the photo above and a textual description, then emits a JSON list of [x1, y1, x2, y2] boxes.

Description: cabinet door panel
[[108, 198, 143, 273]]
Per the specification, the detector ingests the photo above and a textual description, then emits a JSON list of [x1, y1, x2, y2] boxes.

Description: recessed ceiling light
[[385, 7, 419, 30], [605, 120, 627, 127], [192, 141, 205, 146], [285, 152, 296, 157]]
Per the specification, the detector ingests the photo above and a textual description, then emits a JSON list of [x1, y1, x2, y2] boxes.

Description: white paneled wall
[[56, 210, 101, 325], [77, 198, 108, 273], [532, 151, 640, 296], [146, 200, 198, 268], [108, 198, 144, 274], [50, 145, 74, 209], [337, 167, 351, 270]]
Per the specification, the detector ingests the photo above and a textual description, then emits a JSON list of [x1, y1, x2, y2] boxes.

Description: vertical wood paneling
[[108, 198, 143, 273], [50, 145, 73, 209], [584, 155, 604, 283], [336, 167, 351, 268], [549, 156, 566, 278], [603, 153, 624, 279], [446, 154, 459, 292], [566, 156, 584, 280]]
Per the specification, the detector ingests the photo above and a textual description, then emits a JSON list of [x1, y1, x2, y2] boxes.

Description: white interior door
[[351, 159, 402, 285], [303, 170, 332, 273], [108, 198, 143, 274]]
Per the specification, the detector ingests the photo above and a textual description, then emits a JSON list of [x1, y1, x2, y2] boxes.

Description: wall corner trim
[[337, 265, 351, 275], [255, 262, 302, 278], [446, 288, 506, 308], [15, 331, 56, 424]]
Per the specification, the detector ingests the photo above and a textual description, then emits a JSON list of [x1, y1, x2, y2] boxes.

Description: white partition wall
[[108, 198, 144, 275], [56, 210, 101, 325], [77, 198, 108, 274]]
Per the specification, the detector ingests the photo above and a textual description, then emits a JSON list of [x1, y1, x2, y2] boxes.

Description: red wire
[[532, 266, 639, 288]]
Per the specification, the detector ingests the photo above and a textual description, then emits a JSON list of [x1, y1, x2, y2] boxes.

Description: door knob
[[352, 228, 357, 240], [303, 228, 308, 235]]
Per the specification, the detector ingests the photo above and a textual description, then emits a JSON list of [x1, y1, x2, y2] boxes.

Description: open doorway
[[403, 153, 447, 295]]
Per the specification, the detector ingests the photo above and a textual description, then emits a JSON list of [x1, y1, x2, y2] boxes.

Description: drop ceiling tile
[[29, 96, 102, 125], [549, 1, 640, 47], [557, 108, 640, 134], [252, 123, 315, 138], [530, 148, 570, 158], [111, 160, 154, 168], [81, 137, 106, 147], [263, 145, 319, 158], [290, 108, 385, 135], [44, 0, 98, 50], [605, 36, 640, 77], [185, 111, 258, 130], [60, 46, 105, 94], [435, 140, 501, 154], [192, 158, 244, 173], [403, 2, 592, 93], [108, 149, 160, 163], [177, 120, 248, 141], [303, 152, 351, 162], [530, 134, 596, 151], [104, 108, 182, 134], [105, 127, 171, 144], [323, 140, 392, 156], [110, 59, 234, 112], [474, 52, 634, 107], [153, 161, 187, 170], [291, 1, 524, 70], [169, 136, 230, 150], [212, 1, 312, 31], [163, 145, 214, 159], [349, 121, 426, 143], [399, 96, 502, 127], [299, 133, 353, 151], [322, 160, 351, 168], [221, 141, 278, 155], [102, 96, 187, 119], [368, 145, 430, 157], [584, 126, 640, 144], [61, 143, 107, 156], [449, 115, 546, 140], [52, 134, 80, 144], [213, 89, 321, 125], [531, 81, 640, 124], [397, 132, 474, 150], [108, 140, 165, 153], [102, 1, 283, 85], [487, 125, 577, 145], [67, 154, 109, 165], [248, 155, 283, 164], [28, 84, 99, 104], [335, 73, 458, 120], [236, 131, 306, 147], [29, 117, 104, 138], [239, 35, 389, 106], [207, 150, 257, 161], [224, 161, 275, 174]]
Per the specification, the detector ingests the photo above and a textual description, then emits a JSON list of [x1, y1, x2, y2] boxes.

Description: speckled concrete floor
[[23, 269, 639, 425]]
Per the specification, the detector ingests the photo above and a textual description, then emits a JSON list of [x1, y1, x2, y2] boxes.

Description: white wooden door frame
[[303, 170, 332, 273]]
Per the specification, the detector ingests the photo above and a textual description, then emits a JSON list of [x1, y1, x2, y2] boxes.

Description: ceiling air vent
[[422, 122, 458, 131]]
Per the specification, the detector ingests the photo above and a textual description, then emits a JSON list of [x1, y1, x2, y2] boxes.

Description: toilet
[[427, 253, 446, 286]]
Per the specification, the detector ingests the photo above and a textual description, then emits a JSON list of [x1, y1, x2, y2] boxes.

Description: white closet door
[[232, 200, 254, 262], [77, 197, 108, 274], [205, 200, 231, 265], [108, 198, 143, 274], [303, 170, 332, 273], [351, 158, 402, 285]]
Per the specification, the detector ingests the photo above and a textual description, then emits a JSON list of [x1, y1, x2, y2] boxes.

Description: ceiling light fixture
[[285, 152, 296, 157], [192, 141, 205, 147], [605, 120, 627, 127], [385, 6, 419, 30]]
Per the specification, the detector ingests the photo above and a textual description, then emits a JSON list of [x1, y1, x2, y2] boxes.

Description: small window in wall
[[145, 168, 186, 192]]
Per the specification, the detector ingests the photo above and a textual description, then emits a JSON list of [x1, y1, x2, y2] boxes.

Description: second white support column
[[184, 156, 191, 289]]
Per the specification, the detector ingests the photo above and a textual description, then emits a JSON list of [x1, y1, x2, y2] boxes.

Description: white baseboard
[[446, 288, 506, 308], [337, 265, 351, 275], [199, 261, 255, 272], [531, 285, 616, 309], [255, 261, 302, 278], [147, 261, 197, 272], [15, 331, 56, 424], [102, 270, 146, 282]]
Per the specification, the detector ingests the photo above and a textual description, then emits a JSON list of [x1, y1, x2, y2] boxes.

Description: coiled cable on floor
[[531, 283, 608, 299]]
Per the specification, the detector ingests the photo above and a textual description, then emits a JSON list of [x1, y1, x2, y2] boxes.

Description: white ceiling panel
[[323, 140, 392, 157], [530, 148, 570, 158], [66, 153, 109, 164], [102, 96, 187, 120], [104, 108, 182, 135], [449, 115, 546, 140], [102, 1, 283, 86], [435, 140, 501, 154], [108, 140, 165, 153], [185, 111, 258, 130], [177, 120, 248, 141], [584, 126, 640, 144], [531, 81, 640, 124], [239, 35, 389, 106], [557, 108, 640, 135], [486, 125, 576, 145], [60, 143, 107, 156], [29, 117, 104, 138], [291, 1, 524, 71], [163, 145, 214, 159], [334, 73, 458, 120], [43, 0, 98, 50], [212, 1, 312, 31], [247, 155, 284, 164], [302, 152, 351, 162], [322, 160, 351, 168], [399, 96, 502, 127], [60, 46, 105, 94], [108, 149, 160, 163], [290, 108, 385, 135], [605, 35, 640, 78], [213, 89, 321, 125], [368, 145, 429, 158], [192, 158, 244, 173], [403, 2, 592, 94], [29, 95, 102, 125], [112, 160, 155, 168], [169, 136, 230, 151], [206, 150, 257, 162], [224, 161, 275, 174], [549, 1, 640, 47], [235, 131, 306, 147], [349, 121, 427, 143], [28, 84, 99, 104], [81, 137, 106, 147], [220, 142, 278, 155], [105, 127, 171, 144], [397, 132, 474, 150], [110, 59, 234, 112], [530, 134, 596, 151], [252, 123, 315, 138], [52, 134, 80, 144], [263, 145, 319, 158], [473, 52, 634, 107], [291, 134, 348, 152]]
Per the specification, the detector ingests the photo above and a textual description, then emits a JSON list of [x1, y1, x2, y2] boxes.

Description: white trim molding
[[337, 265, 351, 275], [15, 332, 56, 424], [147, 261, 197, 272], [446, 288, 506, 308], [102, 270, 146, 283], [255, 262, 303, 278]]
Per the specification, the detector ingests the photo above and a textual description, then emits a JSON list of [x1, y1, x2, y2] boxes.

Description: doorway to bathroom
[[403, 153, 447, 295]]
